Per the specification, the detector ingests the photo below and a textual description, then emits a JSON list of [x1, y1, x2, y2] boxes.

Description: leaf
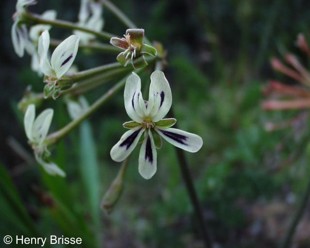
[[79, 121, 100, 228], [0, 164, 37, 236]]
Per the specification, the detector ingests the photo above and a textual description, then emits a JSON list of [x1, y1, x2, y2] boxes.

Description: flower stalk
[[45, 71, 141, 146], [100, 0, 151, 45], [171, 110, 212, 248], [280, 175, 310, 248], [22, 11, 114, 41], [50, 39, 121, 54]]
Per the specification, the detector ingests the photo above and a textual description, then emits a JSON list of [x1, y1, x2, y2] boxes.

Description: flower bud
[[101, 160, 128, 214]]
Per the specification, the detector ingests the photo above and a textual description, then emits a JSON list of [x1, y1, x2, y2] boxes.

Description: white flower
[[66, 96, 89, 120], [110, 71, 203, 179], [29, 10, 57, 42], [16, 0, 36, 13], [11, 22, 34, 57], [11, 0, 36, 57], [29, 10, 57, 74], [74, 0, 104, 44], [24, 104, 53, 148], [24, 104, 65, 177], [38, 30, 80, 80]]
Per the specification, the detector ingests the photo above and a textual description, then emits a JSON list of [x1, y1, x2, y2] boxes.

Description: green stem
[[171, 111, 212, 248], [46, 75, 127, 145], [100, 0, 151, 45], [61, 68, 131, 96], [46, 69, 141, 145], [156, 61, 212, 247], [23, 12, 114, 41], [50, 39, 121, 54], [100, 0, 137, 29], [280, 177, 310, 248], [69, 62, 123, 82], [66, 56, 156, 84]]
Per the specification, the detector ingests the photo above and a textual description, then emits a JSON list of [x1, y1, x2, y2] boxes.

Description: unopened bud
[[101, 160, 128, 214]]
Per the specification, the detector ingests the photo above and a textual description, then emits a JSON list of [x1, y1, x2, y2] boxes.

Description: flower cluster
[[110, 71, 203, 179], [13, 0, 204, 181]]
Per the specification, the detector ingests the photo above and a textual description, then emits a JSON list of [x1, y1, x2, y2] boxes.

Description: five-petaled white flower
[[74, 0, 104, 44], [11, 0, 36, 57], [38, 30, 80, 80], [110, 71, 203, 179], [24, 104, 65, 176]]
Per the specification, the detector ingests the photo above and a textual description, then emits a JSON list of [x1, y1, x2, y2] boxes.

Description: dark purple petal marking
[[160, 91, 165, 107], [160, 130, 187, 145], [145, 135, 153, 163], [120, 129, 141, 150], [131, 92, 136, 110], [61, 54, 73, 67]]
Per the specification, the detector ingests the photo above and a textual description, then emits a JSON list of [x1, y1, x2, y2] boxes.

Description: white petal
[[138, 130, 157, 179], [11, 22, 26, 57], [51, 35, 80, 79], [124, 73, 145, 122], [88, 15, 103, 33], [24, 104, 35, 141], [29, 10, 56, 41], [90, 1, 103, 19], [148, 71, 172, 122], [110, 127, 144, 162], [35, 153, 66, 177], [78, 0, 89, 24], [38, 30, 53, 77], [66, 96, 88, 120], [41, 9, 57, 20], [156, 127, 203, 153], [16, 0, 36, 12], [31, 52, 41, 74], [33, 108, 54, 145]]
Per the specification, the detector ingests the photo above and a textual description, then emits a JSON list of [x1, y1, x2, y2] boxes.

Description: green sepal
[[43, 84, 54, 99], [152, 131, 162, 149], [155, 118, 177, 128], [43, 82, 61, 100], [116, 52, 127, 66], [131, 55, 148, 69], [123, 121, 141, 129], [52, 88, 61, 100], [141, 43, 157, 57]]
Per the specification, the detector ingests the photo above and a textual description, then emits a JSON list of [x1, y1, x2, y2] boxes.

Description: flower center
[[142, 117, 154, 129]]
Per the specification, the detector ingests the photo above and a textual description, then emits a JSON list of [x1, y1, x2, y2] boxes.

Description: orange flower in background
[[262, 34, 310, 131]]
